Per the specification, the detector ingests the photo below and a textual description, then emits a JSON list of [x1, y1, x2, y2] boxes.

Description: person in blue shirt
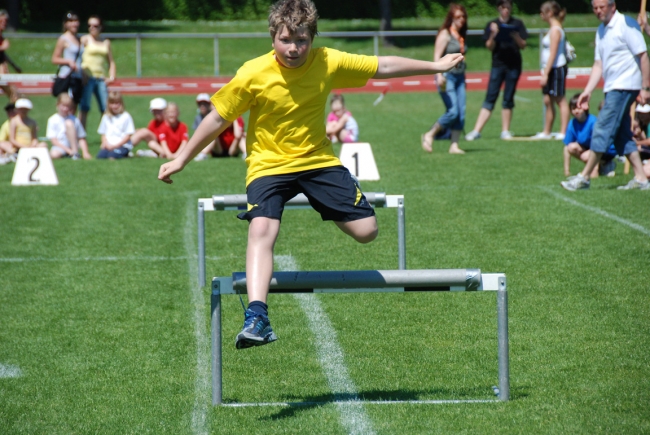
[[564, 94, 616, 177]]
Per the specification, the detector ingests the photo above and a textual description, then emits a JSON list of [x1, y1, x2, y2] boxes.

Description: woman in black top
[[465, 0, 527, 141]]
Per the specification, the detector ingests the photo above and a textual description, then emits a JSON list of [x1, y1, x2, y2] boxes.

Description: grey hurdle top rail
[[197, 192, 406, 286]]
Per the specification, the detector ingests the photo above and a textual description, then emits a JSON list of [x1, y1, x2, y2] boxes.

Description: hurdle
[[197, 192, 406, 286], [211, 269, 509, 406]]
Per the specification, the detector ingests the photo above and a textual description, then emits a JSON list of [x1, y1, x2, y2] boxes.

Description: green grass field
[[1, 89, 649, 434]]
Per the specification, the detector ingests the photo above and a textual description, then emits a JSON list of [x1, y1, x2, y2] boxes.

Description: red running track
[[10, 70, 600, 96]]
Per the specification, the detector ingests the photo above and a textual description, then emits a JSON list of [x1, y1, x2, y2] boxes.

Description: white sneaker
[[465, 130, 481, 141], [531, 132, 552, 140], [136, 149, 158, 158], [553, 133, 565, 141], [617, 178, 650, 190], [0, 156, 8, 165], [500, 131, 513, 140], [561, 173, 590, 191], [193, 153, 210, 162]]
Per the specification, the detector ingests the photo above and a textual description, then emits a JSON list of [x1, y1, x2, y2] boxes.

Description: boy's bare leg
[[472, 108, 492, 134], [627, 150, 649, 181], [563, 145, 572, 176], [543, 95, 555, 135], [335, 216, 378, 244], [246, 217, 281, 303]]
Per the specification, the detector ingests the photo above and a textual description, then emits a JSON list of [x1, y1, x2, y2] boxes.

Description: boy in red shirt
[[133, 97, 167, 157]]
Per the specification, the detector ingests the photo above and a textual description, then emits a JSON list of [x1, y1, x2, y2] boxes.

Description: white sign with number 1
[[11, 148, 59, 186], [339, 142, 380, 181]]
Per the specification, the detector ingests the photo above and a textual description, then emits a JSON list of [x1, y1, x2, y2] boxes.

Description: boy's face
[[197, 101, 211, 115], [152, 109, 164, 121], [272, 25, 312, 69], [571, 105, 587, 120], [0, 16, 7, 31]]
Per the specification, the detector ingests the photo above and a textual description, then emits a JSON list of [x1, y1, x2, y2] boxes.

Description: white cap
[[149, 97, 167, 111], [196, 93, 211, 103], [15, 98, 33, 110], [636, 104, 650, 113]]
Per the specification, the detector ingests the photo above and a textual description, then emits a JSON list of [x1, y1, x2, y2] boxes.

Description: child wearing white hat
[[9, 98, 47, 151], [131, 97, 167, 157]]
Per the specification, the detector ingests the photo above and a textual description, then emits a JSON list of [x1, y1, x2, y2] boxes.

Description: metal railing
[[5, 28, 598, 77]]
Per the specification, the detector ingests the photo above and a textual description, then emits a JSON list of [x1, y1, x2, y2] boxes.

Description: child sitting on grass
[[193, 93, 247, 160], [132, 97, 167, 158], [326, 93, 359, 143], [563, 94, 616, 177], [158, 0, 463, 350], [47, 94, 91, 160], [9, 98, 47, 152], [97, 91, 135, 159]]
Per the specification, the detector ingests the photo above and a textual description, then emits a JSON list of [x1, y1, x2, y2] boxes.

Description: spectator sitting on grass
[[96, 91, 134, 159], [0, 102, 16, 164], [47, 94, 91, 160], [157, 102, 188, 159], [133, 98, 167, 158], [193, 93, 246, 160], [9, 98, 47, 152], [326, 94, 359, 143], [563, 94, 616, 177]]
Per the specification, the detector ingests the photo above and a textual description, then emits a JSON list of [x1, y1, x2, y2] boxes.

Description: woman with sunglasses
[[79, 15, 116, 130], [51, 12, 84, 107]]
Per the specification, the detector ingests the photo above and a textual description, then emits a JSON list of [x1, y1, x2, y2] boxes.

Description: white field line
[[275, 255, 376, 435], [0, 363, 22, 378], [541, 187, 650, 237], [0, 255, 220, 263], [185, 198, 209, 435], [223, 399, 498, 407]]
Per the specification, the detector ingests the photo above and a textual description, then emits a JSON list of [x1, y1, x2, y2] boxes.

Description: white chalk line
[[540, 187, 650, 237], [222, 399, 498, 407], [0, 363, 22, 378], [0, 255, 221, 263], [185, 198, 209, 435], [275, 255, 376, 435]]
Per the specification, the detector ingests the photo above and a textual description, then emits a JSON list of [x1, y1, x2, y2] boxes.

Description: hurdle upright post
[[397, 196, 406, 270], [496, 275, 509, 401], [198, 200, 206, 287], [211, 279, 223, 405]]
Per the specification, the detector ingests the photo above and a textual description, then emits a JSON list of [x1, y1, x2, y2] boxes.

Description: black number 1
[[28, 157, 40, 182], [352, 152, 359, 177]]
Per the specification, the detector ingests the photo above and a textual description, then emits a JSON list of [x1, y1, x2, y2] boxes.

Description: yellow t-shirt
[[211, 47, 378, 186], [0, 120, 9, 141]]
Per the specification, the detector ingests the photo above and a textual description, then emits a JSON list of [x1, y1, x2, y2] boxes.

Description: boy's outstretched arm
[[373, 53, 464, 79], [158, 109, 231, 184]]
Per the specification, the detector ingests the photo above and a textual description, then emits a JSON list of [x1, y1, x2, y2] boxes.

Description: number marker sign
[[11, 148, 59, 186]]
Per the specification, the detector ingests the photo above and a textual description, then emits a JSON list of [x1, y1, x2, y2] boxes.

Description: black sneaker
[[235, 309, 278, 349]]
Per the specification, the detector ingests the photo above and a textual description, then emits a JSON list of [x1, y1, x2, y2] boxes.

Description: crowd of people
[[0, 1, 648, 188]]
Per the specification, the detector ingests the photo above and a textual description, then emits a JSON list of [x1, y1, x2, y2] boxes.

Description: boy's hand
[[158, 159, 185, 184], [577, 92, 590, 110], [435, 53, 464, 72]]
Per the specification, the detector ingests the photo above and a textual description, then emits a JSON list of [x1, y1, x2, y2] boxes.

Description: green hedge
[[19, 0, 640, 25]]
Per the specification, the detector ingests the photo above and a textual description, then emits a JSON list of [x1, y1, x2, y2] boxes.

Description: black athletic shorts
[[542, 65, 567, 97], [237, 166, 375, 222]]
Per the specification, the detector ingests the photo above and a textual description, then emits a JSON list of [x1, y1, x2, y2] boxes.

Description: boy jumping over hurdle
[[158, 0, 463, 349]]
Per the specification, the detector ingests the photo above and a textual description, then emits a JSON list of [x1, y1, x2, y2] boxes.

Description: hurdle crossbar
[[211, 270, 509, 406], [198, 192, 406, 286]]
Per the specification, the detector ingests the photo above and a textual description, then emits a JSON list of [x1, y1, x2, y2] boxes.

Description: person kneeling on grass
[[138, 102, 188, 159], [194, 93, 247, 160], [158, 0, 463, 350], [47, 94, 91, 160], [563, 93, 617, 178]]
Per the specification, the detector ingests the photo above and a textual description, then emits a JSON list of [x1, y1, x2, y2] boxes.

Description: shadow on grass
[[249, 386, 520, 420]]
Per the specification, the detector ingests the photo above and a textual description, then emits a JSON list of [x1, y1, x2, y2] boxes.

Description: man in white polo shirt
[[561, 0, 650, 191]]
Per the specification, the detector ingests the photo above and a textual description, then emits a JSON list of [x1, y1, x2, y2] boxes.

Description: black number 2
[[351, 152, 359, 177], [28, 157, 40, 182]]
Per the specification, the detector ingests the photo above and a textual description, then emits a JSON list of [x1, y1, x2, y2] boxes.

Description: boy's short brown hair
[[569, 93, 588, 114], [268, 0, 319, 41]]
